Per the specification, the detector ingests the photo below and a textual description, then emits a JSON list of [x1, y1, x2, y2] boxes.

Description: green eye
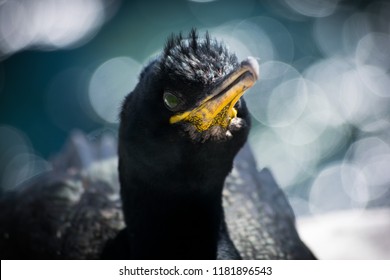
[[163, 92, 180, 110]]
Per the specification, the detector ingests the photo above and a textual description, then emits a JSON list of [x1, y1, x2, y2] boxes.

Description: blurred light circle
[[357, 64, 390, 98], [356, 32, 390, 70], [342, 12, 372, 55], [345, 137, 390, 201], [346, 137, 390, 167], [360, 119, 390, 134], [232, 16, 294, 63], [313, 11, 347, 57], [262, 0, 308, 21], [89, 57, 141, 124], [266, 78, 308, 127], [303, 57, 351, 90], [303, 57, 383, 127], [314, 125, 349, 160], [337, 69, 371, 125], [309, 163, 368, 215], [207, 21, 255, 61], [249, 129, 308, 187], [0, 126, 51, 192], [292, 56, 318, 72], [361, 154, 390, 199], [260, 60, 300, 81], [246, 60, 302, 127], [187, 0, 256, 26], [0, 125, 33, 165], [284, 0, 340, 18], [338, 68, 389, 128], [286, 125, 348, 177], [272, 79, 331, 145], [340, 164, 370, 204], [0, 0, 33, 55], [230, 20, 275, 62], [33, 0, 105, 49], [209, 18, 279, 63], [0, 0, 108, 56], [2, 153, 51, 192]]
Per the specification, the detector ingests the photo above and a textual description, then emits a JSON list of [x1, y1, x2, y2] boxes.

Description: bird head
[[164, 39, 259, 143], [119, 30, 259, 181], [121, 30, 258, 139]]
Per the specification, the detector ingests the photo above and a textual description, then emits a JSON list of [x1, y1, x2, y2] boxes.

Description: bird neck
[[129, 185, 223, 259], [118, 149, 231, 259]]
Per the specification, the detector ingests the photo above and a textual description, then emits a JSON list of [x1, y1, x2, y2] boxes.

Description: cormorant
[[0, 30, 315, 260]]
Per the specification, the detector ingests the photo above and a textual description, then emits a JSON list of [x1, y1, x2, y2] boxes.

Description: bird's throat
[[121, 182, 224, 259]]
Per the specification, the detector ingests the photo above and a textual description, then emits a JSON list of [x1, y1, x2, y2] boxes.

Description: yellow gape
[[169, 59, 258, 131]]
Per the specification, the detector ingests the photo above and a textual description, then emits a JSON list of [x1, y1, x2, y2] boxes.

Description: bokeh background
[[1, 0, 389, 258]]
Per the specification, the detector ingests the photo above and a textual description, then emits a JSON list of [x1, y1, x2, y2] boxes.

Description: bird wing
[[223, 143, 316, 259], [0, 132, 124, 259], [0, 132, 313, 259]]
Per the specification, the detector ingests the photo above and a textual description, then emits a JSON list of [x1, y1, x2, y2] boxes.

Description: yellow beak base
[[169, 58, 259, 132]]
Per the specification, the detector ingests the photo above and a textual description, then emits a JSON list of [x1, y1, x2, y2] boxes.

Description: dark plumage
[[0, 30, 315, 260], [112, 30, 252, 259], [163, 32, 237, 85]]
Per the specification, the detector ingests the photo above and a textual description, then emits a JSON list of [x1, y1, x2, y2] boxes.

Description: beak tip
[[242, 56, 260, 81]]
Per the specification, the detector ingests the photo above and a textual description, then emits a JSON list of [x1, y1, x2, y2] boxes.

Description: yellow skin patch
[[183, 105, 237, 132], [169, 69, 256, 132]]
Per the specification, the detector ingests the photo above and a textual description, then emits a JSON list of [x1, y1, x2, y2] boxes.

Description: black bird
[[0, 30, 315, 260]]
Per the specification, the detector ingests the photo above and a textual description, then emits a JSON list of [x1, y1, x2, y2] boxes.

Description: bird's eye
[[163, 92, 180, 110]]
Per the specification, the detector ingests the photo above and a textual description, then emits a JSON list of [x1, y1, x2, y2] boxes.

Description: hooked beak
[[169, 57, 259, 131]]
